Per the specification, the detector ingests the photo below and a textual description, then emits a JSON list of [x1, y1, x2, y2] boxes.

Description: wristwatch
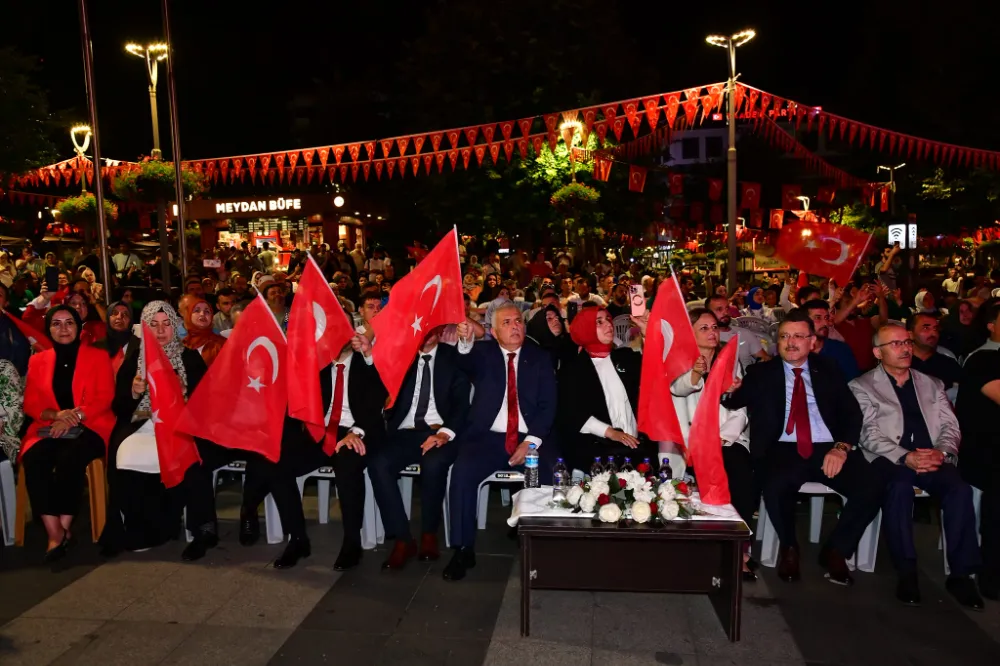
[[832, 442, 852, 454]]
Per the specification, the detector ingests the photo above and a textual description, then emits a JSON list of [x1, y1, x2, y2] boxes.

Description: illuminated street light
[[333, 195, 345, 208], [876, 163, 906, 215], [560, 120, 583, 182], [796, 195, 811, 212], [124, 42, 169, 158], [70, 124, 92, 193]]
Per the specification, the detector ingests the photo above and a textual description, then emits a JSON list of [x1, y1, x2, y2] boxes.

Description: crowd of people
[[0, 238, 998, 612]]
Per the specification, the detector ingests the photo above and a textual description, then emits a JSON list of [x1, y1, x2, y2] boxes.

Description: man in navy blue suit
[[443, 302, 558, 581]]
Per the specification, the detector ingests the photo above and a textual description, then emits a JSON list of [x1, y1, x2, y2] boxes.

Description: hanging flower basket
[[550, 182, 600, 214], [112, 156, 207, 204], [56, 194, 118, 224]]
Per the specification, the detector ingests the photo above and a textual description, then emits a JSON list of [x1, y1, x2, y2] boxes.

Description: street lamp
[[560, 120, 582, 182], [706, 28, 755, 294], [70, 124, 92, 193], [877, 163, 906, 216], [124, 42, 168, 158]]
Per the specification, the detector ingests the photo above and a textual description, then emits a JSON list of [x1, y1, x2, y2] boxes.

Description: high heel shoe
[[44, 534, 70, 564]]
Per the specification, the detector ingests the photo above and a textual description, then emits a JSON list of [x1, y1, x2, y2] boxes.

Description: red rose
[[636, 462, 650, 474], [650, 501, 658, 514], [597, 493, 610, 505], [618, 478, 627, 489], [676, 482, 690, 495]]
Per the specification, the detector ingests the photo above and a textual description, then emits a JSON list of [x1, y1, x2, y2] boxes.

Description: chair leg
[[941, 509, 951, 576], [809, 496, 824, 544], [757, 497, 779, 568], [972, 486, 983, 545], [317, 479, 331, 525], [500, 488, 511, 507], [852, 509, 882, 573], [87, 459, 107, 544], [361, 470, 377, 550], [15, 464, 28, 547], [0, 460, 15, 547], [263, 493, 284, 545], [476, 482, 490, 530], [399, 476, 414, 521], [443, 466, 452, 549]]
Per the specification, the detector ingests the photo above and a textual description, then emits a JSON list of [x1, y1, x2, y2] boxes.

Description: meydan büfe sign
[[214, 197, 302, 214]]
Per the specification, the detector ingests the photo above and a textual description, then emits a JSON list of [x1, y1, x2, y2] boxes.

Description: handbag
[[37, 425, 84, 439]]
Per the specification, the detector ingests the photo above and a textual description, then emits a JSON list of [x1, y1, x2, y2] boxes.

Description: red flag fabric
[[4, 313, 52, 351], [593, 155, 612, 182], [776, 220, 873, 286], [769, 209, 785, 230], [628, 165, 647, 192], [371, 228, 465, 407], [142, 323, 200, 488], [686, 340, 736, 506], [287, 255, 356, 441], [880, 186, 890, 213], [176, 296, 288, 462], [782, 184, 803, 210], [638, 273, 699, 445], [668, 173, 684, 196], [749, 209, 763, 228], [707, 178, 723, 201], [739, 182, 761, 209], [816, 186, 836, 205]]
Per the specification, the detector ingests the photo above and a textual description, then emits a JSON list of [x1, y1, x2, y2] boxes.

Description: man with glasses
[[850, 323, 983, 609], [802, 299, 860, 381], [724, 308, 882, 586]]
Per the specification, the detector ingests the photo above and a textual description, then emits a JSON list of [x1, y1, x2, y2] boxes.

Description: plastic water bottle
[[589, 457, 604, 477], [621, 457, 634, 473], [658, 458, 673, 482], [551, 458, 568, 500], [642, 458, 654, 476], [605, 457, 618, 475], [524, 444, 540, 489]]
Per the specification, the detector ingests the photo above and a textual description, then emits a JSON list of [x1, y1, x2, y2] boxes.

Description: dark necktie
[[413, 354, 433, 428], [785, 367, 813, 458], [323, 363, 346, 456], [505, 352, 519, 455]]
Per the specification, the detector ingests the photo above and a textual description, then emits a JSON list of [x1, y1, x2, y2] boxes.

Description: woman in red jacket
[[21, 305, 115, 562]]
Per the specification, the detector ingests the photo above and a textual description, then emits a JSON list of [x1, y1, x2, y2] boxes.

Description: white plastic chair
[[477, 470, 525, 529], [183, 461, 282, 543], [371, 463, 453, 548], [1, 459, 15, 546], [612, 314, 634, 348], [924, 485, 984, 576]]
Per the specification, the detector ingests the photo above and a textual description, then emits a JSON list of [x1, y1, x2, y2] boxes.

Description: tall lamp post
[[70, 125, 91, 194], [124, 42, 168, 159], [706, 29, 755, 294], [877, 162, 908, 294], [877, 162, 906, 216]]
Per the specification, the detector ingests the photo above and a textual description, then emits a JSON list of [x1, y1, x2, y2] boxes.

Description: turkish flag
[[142, 323, 200, 488], [668, 172, 684, 196], [816, 185, 836, 205], [707, 178, 723, 201], [686, 339, 736, 506], [593, 155, 612, 182], [638, 272, 699, 445], [628, 165, 647, 192], [371, 228, 464, 407], [739, 182, 761, 209], [176, 296, 287, 462], [776, 220, 873, 286], [769, 209, 785, 230], [287, 255, 355, 441], [749, 209, 763, 228], [782, 184, 803, 210], [4, 312, 52, 351], [880, 186, 889, 212]]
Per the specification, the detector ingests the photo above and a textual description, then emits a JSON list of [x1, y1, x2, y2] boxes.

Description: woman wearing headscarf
[[100, 301, 207, 556], [182, 298, 226, 367], [526, 302, 576, 370], [0, 358, 25, 465], [556, 307, 657, 473], [102, 300, 139, 376], [20, 305, 115, 561], [941, 299, 984, 359], [741, 286, 776, 322], [914, 289, 943, 316]]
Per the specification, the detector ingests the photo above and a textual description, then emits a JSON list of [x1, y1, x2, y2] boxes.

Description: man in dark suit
[[724, 308, 883, 585], [444, 303, 558, 581], [242, 334, 387, 570], [369, 326, 471, 569]]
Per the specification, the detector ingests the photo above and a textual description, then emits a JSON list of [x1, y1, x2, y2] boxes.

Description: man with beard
[[802, 299, 860, 381], [908, 313, 961, 400], [707, 294, 769, 368], [604, 280, 631, 319], [851, 324, 983, 608]]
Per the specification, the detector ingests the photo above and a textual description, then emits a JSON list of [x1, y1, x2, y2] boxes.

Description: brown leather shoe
[[382, 539, 417, 570], [819, 546, 854, 586], [777, 545, 801, 582], [417, 533, 440, 562]]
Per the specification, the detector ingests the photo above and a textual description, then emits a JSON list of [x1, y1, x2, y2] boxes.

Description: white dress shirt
[[778, 360, 834, 443], [325, 353, 365, 437], [398, 345, 456, 440], [457, 338, 541, 446], [581, 355, 637, 438]]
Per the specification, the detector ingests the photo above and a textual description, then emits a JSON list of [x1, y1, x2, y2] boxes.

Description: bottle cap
[[556, 458, 564, 462]]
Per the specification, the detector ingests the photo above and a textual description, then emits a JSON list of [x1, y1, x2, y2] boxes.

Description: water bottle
[[642, 457, 654, 477], [621, 457, 634, 473], [589, 457, 604, 477], [658, 457, 673, 482], [605, 457, 618, 475], [524, 444, 540, 489], [551, 458, 568, 500]]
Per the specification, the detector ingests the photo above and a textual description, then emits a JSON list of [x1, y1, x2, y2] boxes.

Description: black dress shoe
[[946, 576, 985, 611], [239, 507, 260, 547], [745, 557, 760, 573], [333, 542, 362, 571], [819, 546, 854, 586], [274, 537, 311, 570], [181, 533, 219, 562], [742, 569, 758, 583], [44, 536, 70, 564], [442, 548, 476, 582], [776, 546, 801, 583], [896, 572, 921, 605]]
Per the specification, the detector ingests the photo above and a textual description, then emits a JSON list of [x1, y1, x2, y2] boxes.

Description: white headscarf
[[135, 300, 189, 416]]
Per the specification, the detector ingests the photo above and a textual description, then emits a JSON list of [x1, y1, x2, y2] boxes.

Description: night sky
[[4, 0, 997, 163]]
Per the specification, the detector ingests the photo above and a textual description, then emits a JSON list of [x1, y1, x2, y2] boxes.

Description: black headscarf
[[105, 300, 133, 357], [44, 305, 83, 410], [527, 304, 566, 349]]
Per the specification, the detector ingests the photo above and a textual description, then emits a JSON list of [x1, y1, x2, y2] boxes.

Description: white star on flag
[[150, 410, 162, 425], [247, 376, 265, 392], [805, 239, 820, 249], [411, 314, 423, 335]]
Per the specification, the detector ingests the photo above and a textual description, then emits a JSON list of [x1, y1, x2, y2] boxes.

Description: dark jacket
[[317, 352, 388, 445], [384, 343, 470, 435], [557, 348, 640, 442]]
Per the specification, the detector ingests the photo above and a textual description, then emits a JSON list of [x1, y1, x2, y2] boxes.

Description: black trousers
[[368, 427, 457, 541], [721, 444, 757, 525], [562, 433, 659, 475], [182, 440, 253, 536], [960, 456, 999, 582], [22, 431, 105, 518], [760, 441, 884, 557]]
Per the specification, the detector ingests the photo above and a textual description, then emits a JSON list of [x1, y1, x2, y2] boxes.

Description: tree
[[913, 167, 1000, 232], [0, 48, 59, 177]]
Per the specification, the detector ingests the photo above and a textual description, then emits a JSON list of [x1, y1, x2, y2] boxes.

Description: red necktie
[[505, 352, 519, 455], [785, 367, 813, 458], [322, 363, 346, 456]]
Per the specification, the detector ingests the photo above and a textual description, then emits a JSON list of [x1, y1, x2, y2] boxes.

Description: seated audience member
[[707, 295, 769, 368], [941, 299, 981, 358], [742, 287, 776, 322], [369, 327, 471, 569], [261, 282, 289, 332], [183, 298, 226, 367], [355, 289, 383, 340], [212, 288, 238, 333], [571, 274, 607, 307], [0, 282, 31, 376], [21, 306, 115, 561], [100, 301, 208, 556], [851, 323, 983, 608], [526, 303, 576, 369], [604, 280, 631, 319], [723, 309, 883, 586], [914, 289, 943, 316], [0, 358, 25, 465], [444, 305, 557, 581], [103, 300, 139, 376], [802, 299, 860, 380], [907, 313, 961, 401], [965, 300, 1000, 364]]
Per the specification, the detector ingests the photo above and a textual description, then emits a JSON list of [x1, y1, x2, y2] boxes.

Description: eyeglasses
[[876, 339, 914, 350], [778, 333, 814, 342]]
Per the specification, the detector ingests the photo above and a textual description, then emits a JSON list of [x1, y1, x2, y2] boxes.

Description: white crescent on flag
[[247, 336, 280, 383], [660, 320, 675, 363], [420, 275, 443, 312], [312, 302, 327, 342], [818, 236, 850, 266]]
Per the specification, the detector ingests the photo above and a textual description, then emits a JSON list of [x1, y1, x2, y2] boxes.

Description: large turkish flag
[[686, 340, 736, 506], [638, 273, 699, 445], [176, 295, 287, 462], [287, 254, 355, 441], [4, 312, 52, 351], [776, 220, 872, 286], [371, 228, 465, 406]]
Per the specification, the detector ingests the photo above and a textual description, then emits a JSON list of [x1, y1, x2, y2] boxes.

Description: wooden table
[[518, 517, 750, 641]]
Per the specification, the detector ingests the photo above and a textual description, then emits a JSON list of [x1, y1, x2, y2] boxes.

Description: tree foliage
[[0, 47, 59, 177], [912, 167, 1000, 233]]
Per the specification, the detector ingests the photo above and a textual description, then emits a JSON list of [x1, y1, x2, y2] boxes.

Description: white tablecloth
[[508, 486, 747, 527]]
